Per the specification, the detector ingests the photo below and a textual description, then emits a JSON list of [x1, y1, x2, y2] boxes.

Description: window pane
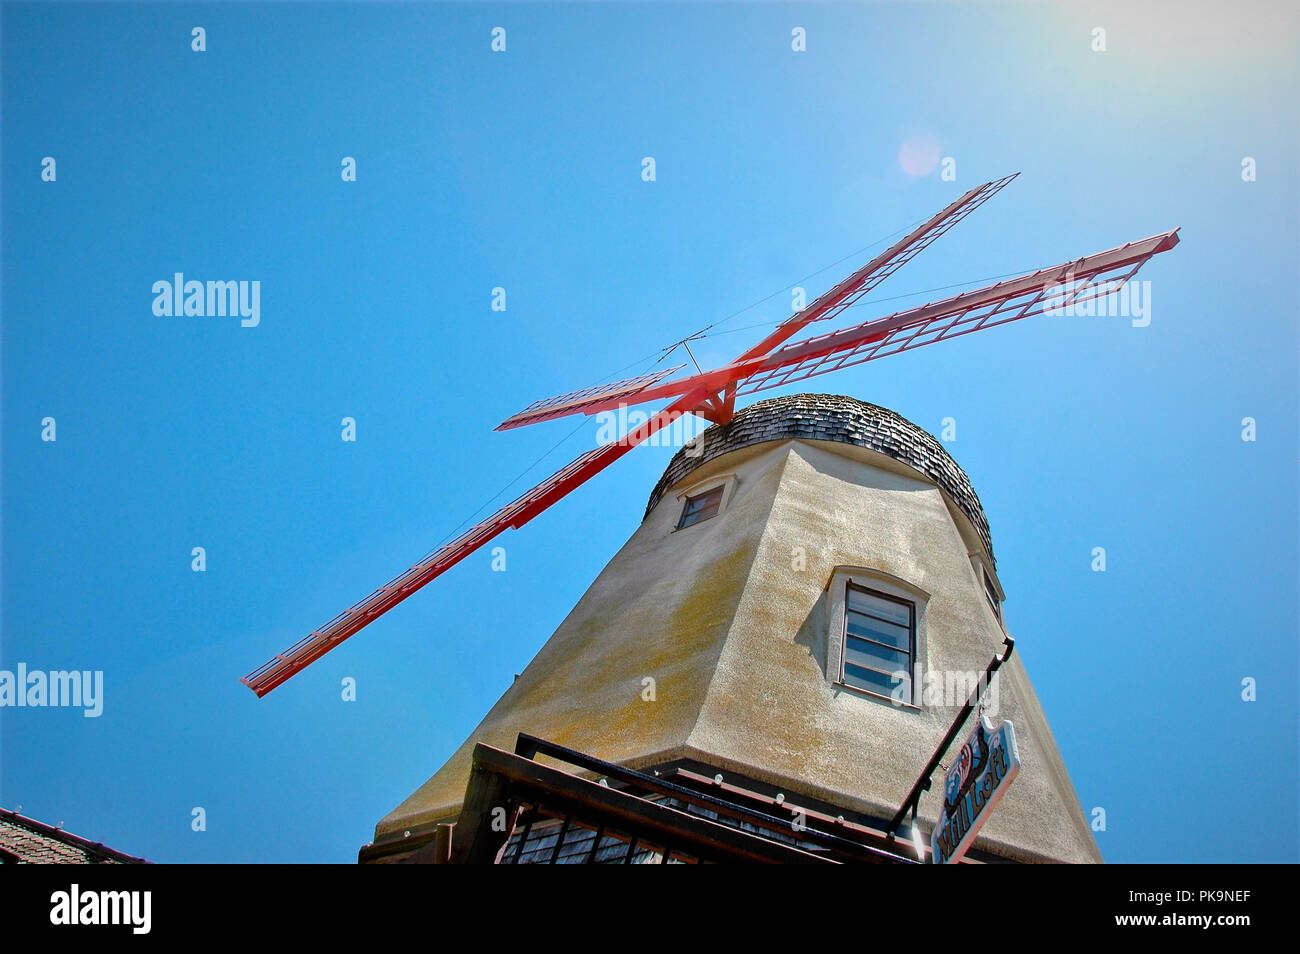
[[845, 611, 910, 652], [678, 486, 723, 528], [845, 635, 908, 674], [846, 586, 910, 627], [841, 583, 914, 701], [843, 663, 909, 698]]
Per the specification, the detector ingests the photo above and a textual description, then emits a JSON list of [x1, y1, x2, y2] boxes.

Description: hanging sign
[[930, 716, 1019, 864]]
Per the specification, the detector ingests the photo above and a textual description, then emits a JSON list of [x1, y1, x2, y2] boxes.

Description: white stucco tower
[[365, 394, 1101, 864]]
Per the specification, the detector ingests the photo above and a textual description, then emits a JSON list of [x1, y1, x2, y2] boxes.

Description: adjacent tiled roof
[[0, 807, 147, 864], [645, 393, 994, 563]]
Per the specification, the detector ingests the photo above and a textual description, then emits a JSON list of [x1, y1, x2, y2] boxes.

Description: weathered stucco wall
[[374, 438, 787, 839], [683, 440, 1099, 863], [373, 397, 1100, 863]]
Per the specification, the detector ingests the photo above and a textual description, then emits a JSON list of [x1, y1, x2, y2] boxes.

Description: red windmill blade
[[497, 365, 687, 430], [241, 396, 712, 697], [244, 175, 1013, 696], [497, 173, 1020, 432], [499, 228, 1180, 427], [735, 229, 1180, 394], [244, 173, 1177, 696]]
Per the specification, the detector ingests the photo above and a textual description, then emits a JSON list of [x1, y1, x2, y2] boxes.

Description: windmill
[[242, 173, 1179, 697]]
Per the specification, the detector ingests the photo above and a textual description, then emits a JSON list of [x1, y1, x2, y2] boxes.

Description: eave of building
[[646, 393, 996, 565], [0, 806, 147, 864]]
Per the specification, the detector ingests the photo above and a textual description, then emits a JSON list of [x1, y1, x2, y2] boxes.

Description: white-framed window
[[677, 485, 724, 529], [826, 567, 929, 709], [671, 473, 737, 532]]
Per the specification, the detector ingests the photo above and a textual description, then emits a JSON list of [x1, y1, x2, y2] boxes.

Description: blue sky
[[2, 1, 1295, 863]]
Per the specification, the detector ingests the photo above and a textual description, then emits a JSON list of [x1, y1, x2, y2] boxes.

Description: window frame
[[675, 484, 725, 530], [824, 567, 929, 711], [970, 554, 1004, 627], [982, 565, 1002, 623], [838, 581, 917, 705]]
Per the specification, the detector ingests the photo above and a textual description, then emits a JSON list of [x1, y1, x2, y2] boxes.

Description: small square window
[[676, 485, 724, 529], [841, 583, 916, 704]]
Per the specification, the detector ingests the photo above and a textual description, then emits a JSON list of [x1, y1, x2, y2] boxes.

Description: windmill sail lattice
[[243, 175, 1178, 696]]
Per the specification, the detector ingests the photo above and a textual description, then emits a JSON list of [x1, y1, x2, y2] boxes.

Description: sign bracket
[[884, 635, 1015, 846]]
